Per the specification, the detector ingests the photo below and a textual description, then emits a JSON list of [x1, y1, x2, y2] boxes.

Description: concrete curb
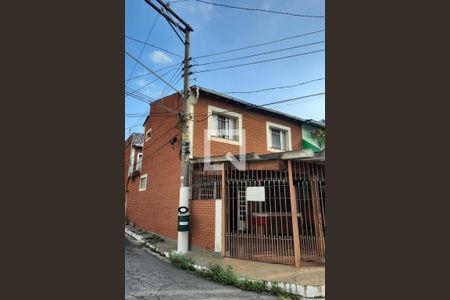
[[125, 228, 325, 299]]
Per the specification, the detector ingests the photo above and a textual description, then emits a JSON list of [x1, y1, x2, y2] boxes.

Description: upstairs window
[[139, 174, 147, 191], [145, 128, 152, 142], [136, 153, 143, 171], [212, 114, 238, 141], [270, 128, 286, 150], [266, 121, 292, 152], [207, 105, 243, 146]]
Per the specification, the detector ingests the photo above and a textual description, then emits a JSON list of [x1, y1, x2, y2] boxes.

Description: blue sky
[[125, 0, 325, 137]]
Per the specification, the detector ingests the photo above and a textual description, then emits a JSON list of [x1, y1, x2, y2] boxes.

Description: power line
[[221, 78, 325, 94], [126, 50, 181, 93], [126, 62, 182, 82], [127, 63, 182, 98], [193, 29, 324, 59], [195, 49, 324, 73], [260, 92, 325, 107], [191, 0, 324, 18], [157, 63, 183, 100], [125, 91, 152, 104], [125, 14, 160, 86], [270, 96, 325, 110], [125, 35, 183, 58], [125, 87, 180, 115], [194, 41, 325, 67]]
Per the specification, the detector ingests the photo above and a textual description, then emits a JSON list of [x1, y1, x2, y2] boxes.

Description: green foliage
[[166, 254, 292, 298], [168, 253, 196, 272], [236, 279, 266, 293], [207, 264, 238, 285]]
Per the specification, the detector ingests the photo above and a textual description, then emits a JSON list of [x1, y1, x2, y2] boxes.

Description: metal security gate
[[223, 160, 325, 265], [224, 167, 296, 265], [292, 161, 325, 261]]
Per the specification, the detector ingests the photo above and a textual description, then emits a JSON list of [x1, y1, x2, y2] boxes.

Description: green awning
[[302, 139, 322, 152]]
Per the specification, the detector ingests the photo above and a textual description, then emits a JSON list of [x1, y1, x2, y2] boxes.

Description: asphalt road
[[125, 237, 278, 300]]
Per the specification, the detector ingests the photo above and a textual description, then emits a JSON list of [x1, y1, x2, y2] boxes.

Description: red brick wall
[[127, 93, 183, 240], [189, 200, 216, 251], [192, 96, 303, 157]]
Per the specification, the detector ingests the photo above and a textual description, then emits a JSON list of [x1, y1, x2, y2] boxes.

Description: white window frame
[[145, 128, 152, 142], [266, 121, 292, 152], [128, 147, 135, 176], [207, 105, 243, 146], [139, 174, 148, 191], [136, 153, 143, 171]]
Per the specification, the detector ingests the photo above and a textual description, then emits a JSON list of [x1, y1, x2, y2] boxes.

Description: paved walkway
[[126, 225, 325, 286], [125, 237, 277, 300]]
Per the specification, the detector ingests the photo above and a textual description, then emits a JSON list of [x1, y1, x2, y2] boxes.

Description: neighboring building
[[302, 123, 325, 152], [126, 86, 325, 266], [124, 133, 144, 219]]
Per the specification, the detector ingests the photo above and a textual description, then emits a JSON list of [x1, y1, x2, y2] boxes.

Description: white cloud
[[169, 1, 213, 22], [140, 87, 159, 99], [149, 50, 173, 65], [136, 78, 155, 88]]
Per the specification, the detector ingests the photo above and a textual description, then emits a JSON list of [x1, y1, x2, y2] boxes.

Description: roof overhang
[[191, 149, 325, 164], [195, 86, 325, 129]]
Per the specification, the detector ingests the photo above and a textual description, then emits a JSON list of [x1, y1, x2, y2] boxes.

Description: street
[[125, 237, 278, 300]]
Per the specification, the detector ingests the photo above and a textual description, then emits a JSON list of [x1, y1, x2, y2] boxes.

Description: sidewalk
[[125, 225, 325, 298]]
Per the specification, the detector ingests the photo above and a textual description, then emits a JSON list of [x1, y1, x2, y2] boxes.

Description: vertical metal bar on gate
[[311, 163, 325, 258], [221, 163, 226, 257], [288, 160, 301, 267]]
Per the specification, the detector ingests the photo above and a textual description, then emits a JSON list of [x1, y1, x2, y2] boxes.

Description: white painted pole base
[[177, 186, 190, 254], [177, 232, 189, 254]]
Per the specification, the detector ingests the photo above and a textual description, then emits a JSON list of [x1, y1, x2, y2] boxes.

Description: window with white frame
[[266, 121, 292, 152], [136, 153, 143, 171], [207, 105, 243, 145], [212, 113, 238, 141], [139, 174, 147, 191], [270, 128, 286, 150], [145, 128, 152, 142], [128, 148, 135, 176]]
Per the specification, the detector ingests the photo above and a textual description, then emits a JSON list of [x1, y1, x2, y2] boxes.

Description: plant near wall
[[166, 253, 294, 298]]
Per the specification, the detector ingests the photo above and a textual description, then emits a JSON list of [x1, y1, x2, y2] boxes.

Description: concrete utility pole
[[144, 0, 193, 254]]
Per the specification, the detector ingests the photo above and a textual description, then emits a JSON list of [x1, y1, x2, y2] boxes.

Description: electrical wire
[[193, 41, 325, 67], [195, 49, 324, 73], [126, 62, 183, 82], [126, 63, 183, 98], [125, 14, 160, 86], [220, 78, 325, 94], [191, 0, 324, 18], [126, 35, 183, 58], [126, 50, 182, 93], [193, 29, 324, 59], [125, 87, 181, 115]]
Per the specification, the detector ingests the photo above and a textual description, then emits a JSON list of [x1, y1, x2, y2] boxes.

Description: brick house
[[124, 133, 144, 218], [126, 86, 325, 265]]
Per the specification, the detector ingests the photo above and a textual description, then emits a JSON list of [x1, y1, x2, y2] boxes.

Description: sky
[[125, 0, 325, 137]]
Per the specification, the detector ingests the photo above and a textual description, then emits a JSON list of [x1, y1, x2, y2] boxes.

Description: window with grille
[[212, 113, 238, 141], [266, 121, 292, 152], [270, 128, 286, 150]]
